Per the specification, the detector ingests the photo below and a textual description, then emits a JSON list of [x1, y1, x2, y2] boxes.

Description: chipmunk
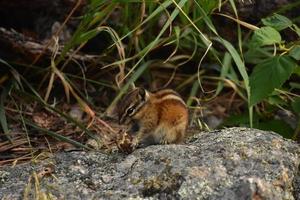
[[115, 87, 188, 147]]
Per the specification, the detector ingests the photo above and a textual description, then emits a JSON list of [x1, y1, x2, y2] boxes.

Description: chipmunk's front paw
[[116, 130, 137, 154]]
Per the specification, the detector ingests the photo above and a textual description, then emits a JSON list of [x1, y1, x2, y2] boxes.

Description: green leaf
[[292, 98, 300, 114], [262, 14, 293, 31], [290, 82, 300, 90], [267, 96, 287, 106], [289, 45, 300, 60], [197, 0, 219, 13], [292, 24, 300, 37], [293, 66, 300, 76], [254, 119, 293, 138], [223, 113, 259, 127], [250, 55, 296, 106], [244, 46, 273, 64], [250, 26, 281, 47]]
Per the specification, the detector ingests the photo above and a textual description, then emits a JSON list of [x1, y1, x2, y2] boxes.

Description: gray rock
[[0, 127, 299, 200]]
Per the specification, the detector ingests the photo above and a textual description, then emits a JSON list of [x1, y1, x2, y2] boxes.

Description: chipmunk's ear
[[138, 88, 148, 101]]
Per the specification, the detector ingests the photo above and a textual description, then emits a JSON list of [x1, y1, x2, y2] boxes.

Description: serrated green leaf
[[262, 13, 293, 31], [250, 26, 281, 47], [250, 55, 296, 106], [289, 45, 300, 60]]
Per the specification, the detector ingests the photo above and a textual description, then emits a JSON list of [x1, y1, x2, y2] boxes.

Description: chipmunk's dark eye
[[127, 107, 135, 115]]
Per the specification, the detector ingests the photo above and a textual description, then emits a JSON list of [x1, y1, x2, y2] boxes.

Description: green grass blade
[[229, 0, 244, 61], [0, 80, 12, 142], [106, 60, 155, 113], [215, 52, 232, 96], [214, 38, 249, 92], [14, 89, 98, 141], [122, 0, 189, 81], [187, 81, 200, 107], [1, 59, 100, 140], [213, 37, 253, 127], [108, 1, 174, 49], [24, 119, 93, 150]]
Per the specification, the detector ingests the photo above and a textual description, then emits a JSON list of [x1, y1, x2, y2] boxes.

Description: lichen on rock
[[0, 127, 299, 200]]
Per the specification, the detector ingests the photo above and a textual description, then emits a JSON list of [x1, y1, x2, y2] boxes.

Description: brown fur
[[115, 88, 188, 146]]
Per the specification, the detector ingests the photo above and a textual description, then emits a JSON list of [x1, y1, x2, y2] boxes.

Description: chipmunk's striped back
[[152, 89, 186, 106]]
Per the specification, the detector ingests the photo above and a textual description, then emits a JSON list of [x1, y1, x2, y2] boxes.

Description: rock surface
[[0, 127, 300, 200]]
